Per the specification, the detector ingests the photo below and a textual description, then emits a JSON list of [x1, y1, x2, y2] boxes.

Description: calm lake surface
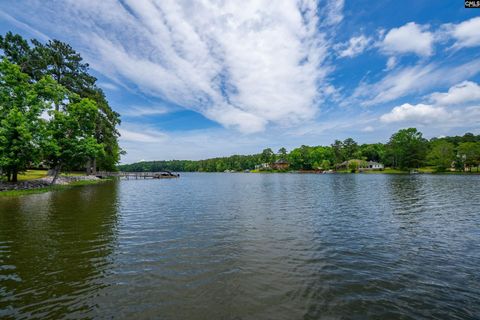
[[0, 173, 479, 319]]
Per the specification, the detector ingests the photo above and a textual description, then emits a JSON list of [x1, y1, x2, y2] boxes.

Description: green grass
[[17, 169, 48, 181], [250, 169, 288, 173], [362, 168, 408, 174], [433, 170, 480, 175], [16, 170, 85, 181], [0, 178, 111, 197], [0, 186, 65, 197]]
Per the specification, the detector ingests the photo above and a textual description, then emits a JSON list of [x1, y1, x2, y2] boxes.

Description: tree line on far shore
[[118, 128, 480, 173], [0, 32, 122, 183]]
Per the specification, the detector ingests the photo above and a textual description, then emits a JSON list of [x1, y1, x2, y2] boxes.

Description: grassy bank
[[250, 169, 289, 173], [361, 168, 410, 174], [0, 178, 111, 198], [362, 167, 479, 174], [17, 169, 84, 181]]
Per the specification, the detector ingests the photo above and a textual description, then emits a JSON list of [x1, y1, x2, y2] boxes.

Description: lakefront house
[[271, 159, 289, 170], [336, 159, 384, 171], [365, 161, 384, 170]]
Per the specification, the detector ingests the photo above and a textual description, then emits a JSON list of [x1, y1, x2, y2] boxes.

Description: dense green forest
[[0, 32, 122, 182], [119, 129, 480, 173]]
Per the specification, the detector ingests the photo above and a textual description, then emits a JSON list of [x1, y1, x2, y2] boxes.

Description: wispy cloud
[[321, 0, 345, 26], [352, 59, 480, 106], [3, 1, 480, 161], [122, 106, 172, 117], [336, 35, 372, 58], [19, 0, 341, 133], [119, 128, 167, 143], [0, 10, 49, 41], [97, 81, 119, 91]]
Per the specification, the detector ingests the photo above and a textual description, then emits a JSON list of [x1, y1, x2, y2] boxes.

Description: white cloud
[[352, 59, 480, 106], [380, 81, 480, 127], [336, 35, 372, 58], [97, 82, 119, 91], [122, 106, 172, 117], [21, 0, 334, 134], [380, 103, 448, 123], [385, 56, 396, 70], [380, 22, 434, 56], [444, 17, 480, 49], [119, 128, 167, 143], [118, 127, 272, 162], [322, 0, 344, 26], [362, 126, 374, 132], [429, 81, 480, 105]]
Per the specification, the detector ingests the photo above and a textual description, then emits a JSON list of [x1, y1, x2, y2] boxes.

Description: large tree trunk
[[11, 169, 18, 183], [86, 159, 92, 175], [85, 158, 97, 175], [51, 164, 62, 185]]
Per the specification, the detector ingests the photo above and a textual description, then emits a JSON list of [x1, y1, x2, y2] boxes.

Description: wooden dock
[[96, 171, 180, 179]]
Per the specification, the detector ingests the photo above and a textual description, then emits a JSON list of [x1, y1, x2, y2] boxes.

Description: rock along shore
[[0, 175, 101, 192]]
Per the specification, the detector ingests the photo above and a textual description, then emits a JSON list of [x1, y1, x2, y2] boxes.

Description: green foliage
[[261, 148, 275, 163], [43, 99, 104, 174], [29, 38, 97, 95], [0, 60, 45, 181], [358, 143, 385, 162], [118, 154, 264, 173], [348, 161, 358, 173], [277, 147, 287, 160], [0, 32, 34, 75], [386, 128, 428, 169], [0, 32, 121, 172], [0, 31, 120, 183], [331, 140, 344, 163], [118, 130, 480, 173], [457, 142, 480, 171], [428, 140, 455, 171], [320, 159, 331, 169], [342, 138, 358, 160]]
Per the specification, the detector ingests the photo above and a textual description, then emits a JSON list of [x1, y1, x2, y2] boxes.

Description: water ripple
[[0, 174, 479, 319]]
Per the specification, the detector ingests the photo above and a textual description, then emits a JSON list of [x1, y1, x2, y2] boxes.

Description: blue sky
[[1, 1, 479, 163]]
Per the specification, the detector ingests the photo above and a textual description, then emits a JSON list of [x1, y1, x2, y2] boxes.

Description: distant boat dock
[[96, 171, 180, 179]]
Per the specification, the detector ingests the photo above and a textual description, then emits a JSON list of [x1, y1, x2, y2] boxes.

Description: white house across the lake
[[365, 161, 384, 170]]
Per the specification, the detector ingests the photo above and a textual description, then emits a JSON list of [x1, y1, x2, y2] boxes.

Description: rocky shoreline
[[0, 175, 101, 192]]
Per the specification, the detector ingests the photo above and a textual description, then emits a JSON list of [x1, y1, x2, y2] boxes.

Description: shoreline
[[243, 169, 480, 175], [0, 175, 111, 197], [150, 170, 479, 175]]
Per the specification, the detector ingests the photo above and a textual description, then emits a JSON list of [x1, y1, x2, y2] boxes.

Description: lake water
[[0, 173, 479, 319]]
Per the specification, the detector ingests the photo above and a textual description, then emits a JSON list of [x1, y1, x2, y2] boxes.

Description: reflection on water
[[0, 174, 479, 319], [0, 182, 119, 319]]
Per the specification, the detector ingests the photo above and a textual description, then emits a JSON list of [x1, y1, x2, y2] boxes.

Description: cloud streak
[[26, 0, 337, 133]]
